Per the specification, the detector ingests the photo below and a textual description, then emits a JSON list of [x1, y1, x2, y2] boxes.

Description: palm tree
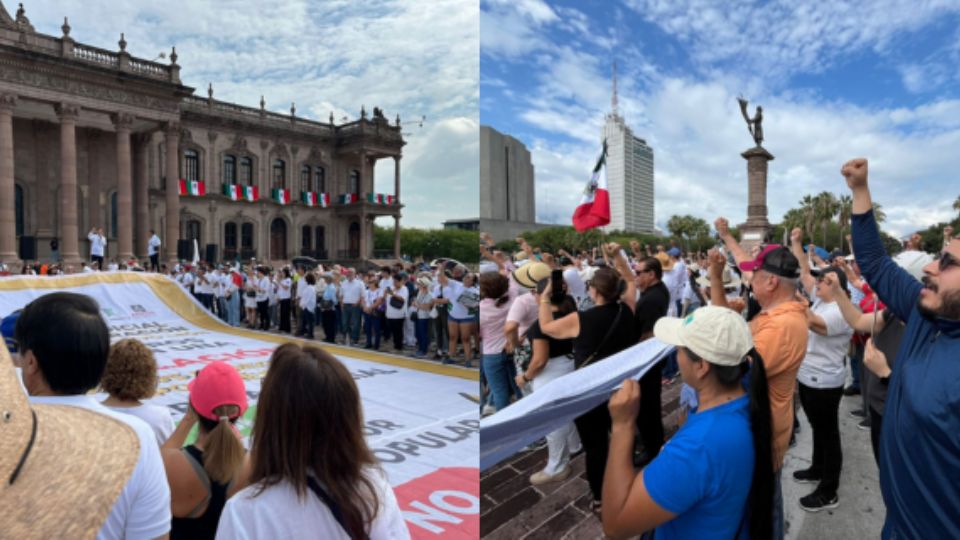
[[814, 191, 838, 248], [799, 195, 817, 242], [838, 194, 852, 252], [953, 195, 960, 218], [872, 202, 886, 223]]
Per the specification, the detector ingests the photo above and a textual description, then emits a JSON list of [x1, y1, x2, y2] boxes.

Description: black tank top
[[573, 302, 636, 368], [170, 445, 231, 540]]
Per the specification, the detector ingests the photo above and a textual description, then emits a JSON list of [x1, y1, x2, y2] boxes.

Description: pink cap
[[738, 244, 782, 272], [188, 361, 248, 421]]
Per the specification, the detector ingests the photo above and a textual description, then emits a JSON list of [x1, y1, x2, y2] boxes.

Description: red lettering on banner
[[394, 468, 479, 539], [159, 348, 275, 370]]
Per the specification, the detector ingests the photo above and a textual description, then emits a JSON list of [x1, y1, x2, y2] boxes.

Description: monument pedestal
[[739, 145, 774, 251]]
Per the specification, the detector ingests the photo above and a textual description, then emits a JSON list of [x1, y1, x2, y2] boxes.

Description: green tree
[[837, 194, 852, 252], [373, 226, 479, 263], [953, 195, 960, 218]]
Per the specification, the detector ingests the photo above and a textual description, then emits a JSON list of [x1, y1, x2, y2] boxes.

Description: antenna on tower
[[611, 60, 619, 117]]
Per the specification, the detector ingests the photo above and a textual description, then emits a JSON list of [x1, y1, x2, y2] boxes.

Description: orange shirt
[[750, 300, 809, 469]]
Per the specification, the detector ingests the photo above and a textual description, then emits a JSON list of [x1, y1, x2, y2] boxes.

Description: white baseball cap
[[654, 306, 753, 367]]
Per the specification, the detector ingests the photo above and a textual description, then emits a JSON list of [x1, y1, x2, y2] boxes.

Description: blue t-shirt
[[644, 395, 754, 540]]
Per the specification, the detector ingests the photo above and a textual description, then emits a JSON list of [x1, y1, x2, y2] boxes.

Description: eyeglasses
[[939, 251, 960, 272]]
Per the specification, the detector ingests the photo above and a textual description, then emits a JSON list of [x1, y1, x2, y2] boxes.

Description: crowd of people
[[167, 259, 480, 366], [1, 292, 410, 539], [480, 158, 960, 539]]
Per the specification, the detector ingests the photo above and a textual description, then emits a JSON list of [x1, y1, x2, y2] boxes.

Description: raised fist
[[714, 217, 730, 237], [790, 227, 803, 245], [604, 242, 622, 257], [841, 158, 868, 189], [707, 248, 726, 279]]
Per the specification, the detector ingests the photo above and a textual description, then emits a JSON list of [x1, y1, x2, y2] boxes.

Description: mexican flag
[[272, 188, 290, 205], [319, 193, 331, 207], [340, 193, 358, 204], [178, 179, 205, 196], [366, 193, 383, 204], [572, 141, 610, 232], [385, 194, 395, 205], [223, 184, 241, 201], [242, 185, 258, 202], [302, 191, 318, 207]]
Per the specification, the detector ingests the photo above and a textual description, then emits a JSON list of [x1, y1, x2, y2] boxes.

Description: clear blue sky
[[481, 0, 960, 237]]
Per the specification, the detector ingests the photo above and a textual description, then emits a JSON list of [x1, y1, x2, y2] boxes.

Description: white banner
[[479, 338, 674, 471], [0, 273, 480, 539]]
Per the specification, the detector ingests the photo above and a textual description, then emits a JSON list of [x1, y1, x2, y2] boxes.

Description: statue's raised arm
[[737, 95, 764, 147]]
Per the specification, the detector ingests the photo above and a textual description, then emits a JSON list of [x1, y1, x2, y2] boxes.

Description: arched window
[[14, 184, 23, 236], [301, 225, 312, 255], [239, 157, 253, 186], [224, 222, 238, 260], [272, 159, 285, 190], [224, 222, 238, 249], [184, 149, 200, 181], [223, 155, 237, 184], [241, 223, 254, 249], [315, 225, 325, 258], [110, 192, 118, 238], [315, 166, 325, 193], [349, 169, 360, 194], [300, 165, 312, 193]]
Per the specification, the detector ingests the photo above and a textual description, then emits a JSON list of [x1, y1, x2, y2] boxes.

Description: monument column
[[739, 146, 774, 249], [163, 122, 180, 265], [0, 94, 17, 264], [56, 103, 82, 268], [133, 133, 150, 258], [113, 113, 135, 260], [393, 156, 400, 259]]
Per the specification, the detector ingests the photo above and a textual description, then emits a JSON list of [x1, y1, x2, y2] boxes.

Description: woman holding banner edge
[[601, 306, 774, 540]]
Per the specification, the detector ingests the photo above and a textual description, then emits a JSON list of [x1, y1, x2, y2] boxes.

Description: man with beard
[[843, 157, 960, 539]]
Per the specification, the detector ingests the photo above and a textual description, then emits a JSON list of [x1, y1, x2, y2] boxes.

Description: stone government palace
[[0, 2, 405, 268]]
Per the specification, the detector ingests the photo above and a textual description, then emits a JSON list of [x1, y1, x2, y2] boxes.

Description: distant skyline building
[[479, 125, 549, 240], [602, 63, 655, 234]]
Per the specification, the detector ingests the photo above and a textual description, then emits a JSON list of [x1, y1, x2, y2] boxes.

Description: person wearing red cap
[[162, 361, 250, 540]]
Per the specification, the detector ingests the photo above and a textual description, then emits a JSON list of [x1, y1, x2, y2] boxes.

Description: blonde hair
[[198, 404, 246, 484]]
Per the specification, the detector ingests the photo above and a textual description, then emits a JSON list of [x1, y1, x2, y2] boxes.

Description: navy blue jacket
[[852, 209, 960, 539]]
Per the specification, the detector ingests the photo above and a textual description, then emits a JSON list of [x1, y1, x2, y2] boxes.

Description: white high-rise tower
[[602, 62, 654, 233]]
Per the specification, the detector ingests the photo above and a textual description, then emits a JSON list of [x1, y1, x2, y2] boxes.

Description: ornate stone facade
[[0, 2, 404, 267]]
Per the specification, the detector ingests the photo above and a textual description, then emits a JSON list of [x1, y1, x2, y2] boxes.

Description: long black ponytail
[[744, 347, 773, 540]]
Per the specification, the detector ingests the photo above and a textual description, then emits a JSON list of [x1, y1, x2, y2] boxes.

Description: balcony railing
[[299, 248, 329, 260], [336, 249, 361, 260]]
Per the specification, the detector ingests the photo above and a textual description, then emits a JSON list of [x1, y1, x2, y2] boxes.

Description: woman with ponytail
[[216, 343, 409, 539], [602, 306, 773, 540], [162, 361, 250, 539]]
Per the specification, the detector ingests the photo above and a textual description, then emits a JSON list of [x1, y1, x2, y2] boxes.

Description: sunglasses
[[939, 251, 960, 272]]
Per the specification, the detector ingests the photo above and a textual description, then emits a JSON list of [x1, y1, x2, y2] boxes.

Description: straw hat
[[512, 262, 551, 289], [696, 266, 742, 290], [655, 252, 674, 271], [0, 345, 139, 538]]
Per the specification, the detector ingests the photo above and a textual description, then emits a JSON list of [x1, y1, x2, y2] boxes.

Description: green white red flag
[[571, 141, 609, 232], [272, 188, 290, 205], [178, 179, 205, 196]]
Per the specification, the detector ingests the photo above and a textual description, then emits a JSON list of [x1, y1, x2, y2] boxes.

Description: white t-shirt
[[797, 298, 854, 389], [181, 272, 195, 291], [256, 276, 270, 302], [341, 279, 365, 304], [148, 234, 161, 256], [385, 285, 409, 319], [440, 280, 468, 319], [364, 288, 383, 310], [278, 277, 293, 300], [89, 232, 107, 257], [105, 402, 175, 446], [195, 274, 212, 295], [31, 395, 171, 539], [216, 469, 410, 540], [298, 283, 317, 311], [82, 265, 95, 273]]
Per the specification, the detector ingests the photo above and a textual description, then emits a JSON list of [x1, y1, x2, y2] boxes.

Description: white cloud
[[25, 0, 477, 228]]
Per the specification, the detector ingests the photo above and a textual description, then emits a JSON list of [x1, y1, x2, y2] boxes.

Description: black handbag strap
[[306, 477, 368, 540], [580, 303, 624, 368]]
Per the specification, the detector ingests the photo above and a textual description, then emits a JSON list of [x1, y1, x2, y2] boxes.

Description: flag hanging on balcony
[[223, 184, 241, 201], [178, 179, 205, 196], [366, 193, 381, 204], [571, 141, 610, 232], [319, 193, 331, 207], [272, 188, 290, 205], [301, 191, 318, 207], [242, 185, 258, 202], [340, 193, 358, 204]]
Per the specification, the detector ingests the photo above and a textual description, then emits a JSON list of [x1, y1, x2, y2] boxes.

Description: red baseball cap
[[188, 362, 248, 421], [737, 244, 800, 278]]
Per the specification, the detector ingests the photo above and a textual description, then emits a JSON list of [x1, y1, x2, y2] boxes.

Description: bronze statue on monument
[[736, 96, 773, 248]]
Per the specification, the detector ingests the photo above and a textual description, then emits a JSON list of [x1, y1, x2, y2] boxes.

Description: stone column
[[0, 94, 17, 264], [56, 103, 82, 267], [133, 133, 150, 258], [164, 122, 180, 265], [740, 146, 774, 250], [393, 156, 401, 259], [359, 213, 367, 261], [113, 113, 134, 260]]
